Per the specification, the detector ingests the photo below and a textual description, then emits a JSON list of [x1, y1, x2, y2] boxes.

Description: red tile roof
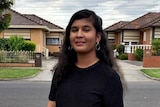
[[104, 21, 129, 31], [23, 14, 63, 29], [5, 9, 63, 30], [6, 9, 40, 25], [122, 12, 160, 29], [105, 12, 160, 31]]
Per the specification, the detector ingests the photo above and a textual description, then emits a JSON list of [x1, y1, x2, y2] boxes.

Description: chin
[[74, 49, 87, 53]]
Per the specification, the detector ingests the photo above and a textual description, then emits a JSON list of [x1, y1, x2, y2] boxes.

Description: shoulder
[[93, 61, 120, 84], [97, 61, 118, 78]]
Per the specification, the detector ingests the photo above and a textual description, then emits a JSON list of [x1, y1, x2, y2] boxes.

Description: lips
[[75, 41, 85, 46]]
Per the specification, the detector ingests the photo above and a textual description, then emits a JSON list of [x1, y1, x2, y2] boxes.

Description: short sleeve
[[103, 72, 124, 107], [48, 75, 57, 101]]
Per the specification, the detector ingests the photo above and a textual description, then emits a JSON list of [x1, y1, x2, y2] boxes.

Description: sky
[[11, 0, 160, 29]]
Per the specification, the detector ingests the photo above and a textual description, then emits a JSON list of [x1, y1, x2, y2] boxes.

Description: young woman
[[47, 9, 126, 107]]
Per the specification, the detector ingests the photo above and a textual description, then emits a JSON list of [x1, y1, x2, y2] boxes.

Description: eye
[[71, 27, 78, 32], [83, 26, 90, 32]]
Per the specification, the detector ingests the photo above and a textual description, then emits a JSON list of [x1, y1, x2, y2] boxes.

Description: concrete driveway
[[117, 60, 154, 82]]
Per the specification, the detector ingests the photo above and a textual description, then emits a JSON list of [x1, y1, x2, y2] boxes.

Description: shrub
[[22, 41, 36, 51], [0, 50, 7, 62], [118, 53, 128, 60], [0, 38, 9, 50], [116, 44, 125, 55], [152, 38, 160, 56], [7, 35, 25, 51], [134, 48, 143, 61], [111, 44, 116, 50]]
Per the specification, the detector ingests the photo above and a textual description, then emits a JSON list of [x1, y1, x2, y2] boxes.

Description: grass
[[0, 68, 41, 80], [141, 69, 160, 79]]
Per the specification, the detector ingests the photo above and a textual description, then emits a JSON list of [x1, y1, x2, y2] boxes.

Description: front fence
[[125, 45, 152, 53], [0, 50, 35, 63]]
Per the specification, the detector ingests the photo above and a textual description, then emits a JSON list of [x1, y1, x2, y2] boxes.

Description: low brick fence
[[0, 63, 35, 67], [143, 49, 160, 67], [0, 51, 42, 67]]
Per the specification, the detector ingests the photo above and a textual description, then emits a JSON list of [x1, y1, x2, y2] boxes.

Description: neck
[[76, 51, 99, 68]]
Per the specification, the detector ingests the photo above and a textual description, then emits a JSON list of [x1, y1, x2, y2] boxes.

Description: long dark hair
[[52, 9, 126, 92]]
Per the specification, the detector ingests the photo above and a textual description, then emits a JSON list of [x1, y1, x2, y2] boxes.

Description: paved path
[[24, 59, 57, 81], [25, 58, 156, 82], [117, 60, 153, 82]]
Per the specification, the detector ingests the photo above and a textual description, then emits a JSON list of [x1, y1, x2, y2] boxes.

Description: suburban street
[[0, 80, 160, 107], [124, 81, 160, 107], [0, 59, 160, 107], [0, 81, 50, 107]]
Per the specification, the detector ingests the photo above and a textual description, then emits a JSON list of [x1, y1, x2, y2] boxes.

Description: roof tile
[[104, 21, 129, 31], [5, 9, 63, 30], [23, 14, 63, 29], [6, 9, 40, 25], [122, 12, 160, 29]]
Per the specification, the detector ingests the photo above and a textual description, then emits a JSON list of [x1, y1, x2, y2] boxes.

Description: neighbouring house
[[104, 12, 160, 46], [0, 9, 65, 58], [104, 12, 160, 61], [104, 21, 129, 45]]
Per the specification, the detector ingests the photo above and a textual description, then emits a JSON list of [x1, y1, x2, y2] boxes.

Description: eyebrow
[[71, 25, 91, 28]]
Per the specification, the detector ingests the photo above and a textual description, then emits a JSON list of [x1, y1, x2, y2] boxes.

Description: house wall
[[46, 32, 63, 52], [139, 31, 143, 44], [30, 29, 44, 52], [3, 29, 31, 39], [1, 28, 64, 53], [0, 28, 44, 53], [142, 29, 151, 44], [115, 32, 121, 45], [46, 45, 61, 53], [107, 32, 115, 44], [154, 27, 160, 39], [106, 31, 121, 46], [107, 32, 115, 39], [143, 49, 160, 67], [123, 30, 140, 44], [0, 31, 3, 38]]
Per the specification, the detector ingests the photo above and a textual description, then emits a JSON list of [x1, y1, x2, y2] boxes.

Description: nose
[[76, 29, 83, 38]]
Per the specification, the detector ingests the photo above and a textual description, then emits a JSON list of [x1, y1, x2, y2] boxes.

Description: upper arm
[[47, 101, 56, 107], [103, 73, 124, 107]]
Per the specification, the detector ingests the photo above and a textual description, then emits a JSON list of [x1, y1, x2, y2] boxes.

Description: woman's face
[[69, 18, 101, 54]]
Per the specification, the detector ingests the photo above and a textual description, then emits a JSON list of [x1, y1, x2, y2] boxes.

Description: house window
[[46, 38, 60, 45], [108, 39, 115, 43], [143, 32, 146, 41], [124, 42, 138, 45], [124, 42, 129, 45], [25, 39, 31, 41]]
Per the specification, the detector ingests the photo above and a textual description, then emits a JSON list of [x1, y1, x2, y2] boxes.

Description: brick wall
[[143, 49, 160, 67], [0, 63, 35, 67], [128, 53, 136, 60]]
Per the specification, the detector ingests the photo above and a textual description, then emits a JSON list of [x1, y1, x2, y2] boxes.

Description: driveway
[[117, 60, 154, 82]]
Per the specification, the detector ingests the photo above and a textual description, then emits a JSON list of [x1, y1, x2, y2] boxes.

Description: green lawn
[[0, 68, 41, 80], [141, 69, 160, 79]]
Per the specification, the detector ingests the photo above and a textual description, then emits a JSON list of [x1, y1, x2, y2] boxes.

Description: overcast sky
[[12, 0, 160, 29]]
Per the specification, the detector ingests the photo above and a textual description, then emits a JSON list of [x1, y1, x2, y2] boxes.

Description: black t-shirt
[[49, 60, 124, 107]]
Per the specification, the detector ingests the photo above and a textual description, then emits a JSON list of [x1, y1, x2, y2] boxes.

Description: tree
[[0, 0, 14, 32]]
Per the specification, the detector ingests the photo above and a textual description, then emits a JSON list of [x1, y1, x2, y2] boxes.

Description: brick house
[[104, 12, 160, 62], [104, 12, 160, 46], [0, 9, 65, 57]]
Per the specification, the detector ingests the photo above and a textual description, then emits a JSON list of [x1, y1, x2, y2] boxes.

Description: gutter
[[9, 25, 65, 32]]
